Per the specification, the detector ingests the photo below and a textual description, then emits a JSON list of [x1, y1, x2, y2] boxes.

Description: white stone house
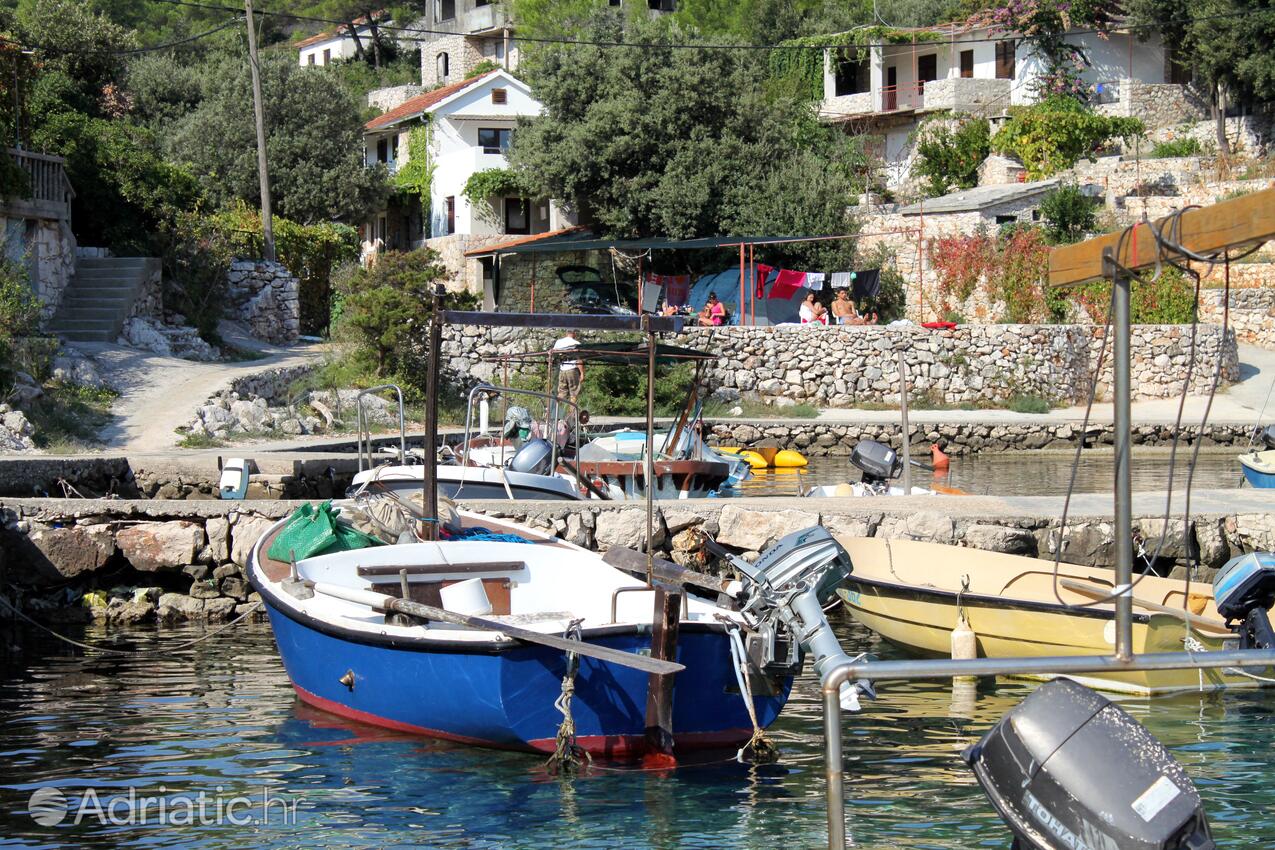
[[361, 69, 576, 293], [297, 13, 401, 67], [819, 23, 1205, 188]]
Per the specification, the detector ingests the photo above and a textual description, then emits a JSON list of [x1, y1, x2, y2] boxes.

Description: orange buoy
[[930, 443, 950, 472]]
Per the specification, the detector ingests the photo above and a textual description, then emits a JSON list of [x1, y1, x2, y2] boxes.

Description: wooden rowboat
[[834, 536, 1275, 696]]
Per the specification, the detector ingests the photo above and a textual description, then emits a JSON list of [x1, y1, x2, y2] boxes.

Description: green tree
[[168, 52, 390, 224], [913, 117, 991, 197], [990, 95, 1143, 177], [508, 10, 863, 271], [1038, 183, 1097, 243], [1127, 0, 1275, 155], [334, 248, 448, 376]]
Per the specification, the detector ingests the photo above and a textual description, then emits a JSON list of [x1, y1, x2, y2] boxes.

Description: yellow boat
[[834, 536, 1274, 696]]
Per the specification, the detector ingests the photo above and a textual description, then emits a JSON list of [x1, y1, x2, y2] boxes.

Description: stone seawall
[[5, 492, 1274, 625], [708, 420, 1255, 457], [1199, 286, 1275, 350], [440, 323, 1238, 407]]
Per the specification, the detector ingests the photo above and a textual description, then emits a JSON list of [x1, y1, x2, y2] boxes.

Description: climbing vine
[[769, 28, 944, 101], [392, 122, 435, 200]]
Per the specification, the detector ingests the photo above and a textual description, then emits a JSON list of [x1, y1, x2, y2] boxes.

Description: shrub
[[1149, 137, 1203, 159], [333, 249, 475, 382], [913, 117, 991, 198], [1007, 393, 1051, 414], [1039, 183, 1098, 244], [930, 227, 1056, 323], [157, 212, 236, 342], [1074, 266, 1197, 325], [0, 259, 41, 394], [991, 96, 1145, 178], [210, 204, 359, 336]]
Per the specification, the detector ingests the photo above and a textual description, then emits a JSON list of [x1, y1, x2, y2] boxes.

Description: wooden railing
[[5, 148, 73, 222]]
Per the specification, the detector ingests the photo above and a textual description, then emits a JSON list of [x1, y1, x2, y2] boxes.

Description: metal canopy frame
[[441, 310, 685, 333], [819, 193, 1275, 850]]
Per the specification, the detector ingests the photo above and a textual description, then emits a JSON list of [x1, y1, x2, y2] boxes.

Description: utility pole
[[244, 0, 276, 262]]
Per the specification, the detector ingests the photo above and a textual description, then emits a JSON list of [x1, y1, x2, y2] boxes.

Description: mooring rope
[[0, 591, 263, 656], [723, 620, 779, 765], [545, 617, 592, 776]]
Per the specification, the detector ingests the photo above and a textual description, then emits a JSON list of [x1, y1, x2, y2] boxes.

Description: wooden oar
[[311, 581, 685, 675], [602, 546, 733, 595], [1058, 578, 1234, 635]]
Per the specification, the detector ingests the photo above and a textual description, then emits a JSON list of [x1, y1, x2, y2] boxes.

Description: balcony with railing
[[4, 149, 74, 222]]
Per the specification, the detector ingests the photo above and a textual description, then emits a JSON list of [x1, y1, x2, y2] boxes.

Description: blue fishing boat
[[248, 507, 859, 757], [1240, 449, 1275, 488]]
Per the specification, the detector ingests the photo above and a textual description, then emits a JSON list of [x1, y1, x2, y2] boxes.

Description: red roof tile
[[364, 71, 499, 131]]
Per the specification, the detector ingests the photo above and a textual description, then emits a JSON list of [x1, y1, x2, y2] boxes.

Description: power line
[[143, 0, 1266, 52], [0, 16, 242, 57]]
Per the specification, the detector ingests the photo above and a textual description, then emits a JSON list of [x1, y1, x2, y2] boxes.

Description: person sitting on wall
[[699, 292, 727, 326], [553, 330, 585, 401], [831, 290, 858, 325]]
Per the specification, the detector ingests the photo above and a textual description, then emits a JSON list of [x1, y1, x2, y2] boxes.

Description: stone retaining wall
[[226, 260, 300, 344], [5, 495, 1272, 625], [708, 421, 1255, 457], [1199, 287, 1275, 350], [441, 323, 1237, 407]]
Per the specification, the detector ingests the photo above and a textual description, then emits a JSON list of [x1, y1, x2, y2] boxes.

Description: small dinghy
[[1239, 426, 1275, 488], [249, 500, 865, 757]]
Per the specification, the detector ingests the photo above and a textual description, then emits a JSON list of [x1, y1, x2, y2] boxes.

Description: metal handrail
[[458, 383, 583, 494], [355, 384, 406, 472]]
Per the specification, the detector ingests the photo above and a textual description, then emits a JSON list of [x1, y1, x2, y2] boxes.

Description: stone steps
[[49, 257, 160, 343]]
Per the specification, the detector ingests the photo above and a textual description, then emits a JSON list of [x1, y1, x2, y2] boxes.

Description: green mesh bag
[[265, 501, 385, 562]]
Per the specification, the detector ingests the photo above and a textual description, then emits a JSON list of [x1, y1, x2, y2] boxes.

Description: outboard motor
[[964, 678, 1214, 850], [1213, 551, 1275, 649], [508, 438, 554, 476], [725, 526, 875, 711], [1260, 424, 1275, 450], [850, 440, 903, 490]]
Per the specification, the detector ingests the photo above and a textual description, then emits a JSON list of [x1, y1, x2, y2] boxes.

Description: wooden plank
[[1059, 578, 1232, 634], [356, 561, 525, 577], [312, 581, 685, 675], [1048, 186, 1275, 286], [643, 586, 683, 763], [602, 546, 732, 594]]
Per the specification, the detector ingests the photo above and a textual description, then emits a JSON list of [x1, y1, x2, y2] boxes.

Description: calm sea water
[[733, 450, 1245, 498], [1, 616, 1272, 849]]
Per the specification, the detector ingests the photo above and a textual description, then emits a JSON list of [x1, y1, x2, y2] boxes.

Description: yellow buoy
[[739, 450, 768, 469], [772, 449, 808, 468]]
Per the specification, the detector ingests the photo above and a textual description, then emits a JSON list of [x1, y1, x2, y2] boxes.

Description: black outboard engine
[[1260, 424, 1275, 450], [508, 438, 554, 476], [1213, 551, 1275, 649], [964, 679, 1214, 850], [850, 440, 903, 487]]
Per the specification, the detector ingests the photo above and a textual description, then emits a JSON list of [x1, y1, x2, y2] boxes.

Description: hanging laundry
[[852, 268, 882, 301], [830, 271, 855, 289], [806, 272, 826, 291], [769, 269, 807, 300], [754, 264, 774, 298], [665, 275, 690, 306]]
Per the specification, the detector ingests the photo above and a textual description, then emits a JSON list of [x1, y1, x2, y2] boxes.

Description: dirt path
[[76, 340, 326, 452]]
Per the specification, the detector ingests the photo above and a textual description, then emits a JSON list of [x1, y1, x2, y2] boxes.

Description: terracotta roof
[[365, 71, 498, 130], [464, 226, 590, 257], [296, 12, 386, 50]]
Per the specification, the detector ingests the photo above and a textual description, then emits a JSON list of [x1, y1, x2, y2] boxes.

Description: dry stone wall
[[437, 323, 1236, 407], [226, 260, 300, 344], [1199, 287, 1275, 350]]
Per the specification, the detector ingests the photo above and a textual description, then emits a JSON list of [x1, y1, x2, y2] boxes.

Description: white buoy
[[479, 395, 490, 435], [951, 612, 977, 660]]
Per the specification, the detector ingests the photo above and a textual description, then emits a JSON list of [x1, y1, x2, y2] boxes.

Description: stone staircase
[[49, 257, 160, 343]]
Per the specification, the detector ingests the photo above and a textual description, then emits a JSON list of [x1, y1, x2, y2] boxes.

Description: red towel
[[922, 321, 957, 330], [755, 264, 773, 298], [769, 269, 807, 300]]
